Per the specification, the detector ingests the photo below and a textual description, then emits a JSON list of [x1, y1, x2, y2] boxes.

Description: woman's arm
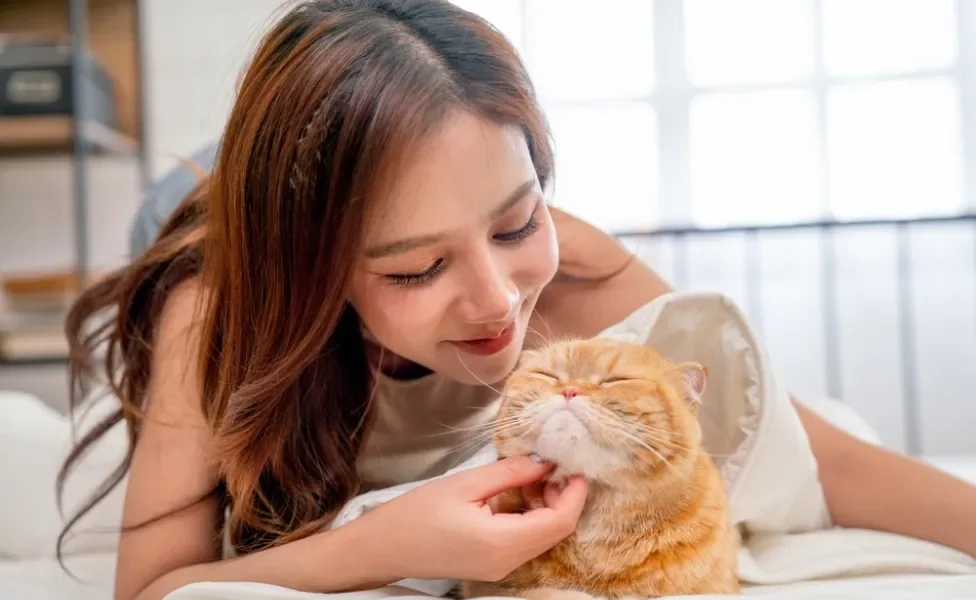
[[794, 399, 976, 557], [117, 282, 392, 600], [133, 521, 394, 600], [546, 211, 976, 558]]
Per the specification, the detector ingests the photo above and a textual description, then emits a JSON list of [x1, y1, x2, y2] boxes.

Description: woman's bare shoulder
[[158, 277, 208, 340], [534, 209, 673, 340], [149, 277, 210, 415]]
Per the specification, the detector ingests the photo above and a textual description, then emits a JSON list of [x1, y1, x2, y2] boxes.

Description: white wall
[[142, 0, 286, 178]]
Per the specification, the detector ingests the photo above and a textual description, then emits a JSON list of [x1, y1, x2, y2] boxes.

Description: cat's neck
[[579, 452, 707, 537]]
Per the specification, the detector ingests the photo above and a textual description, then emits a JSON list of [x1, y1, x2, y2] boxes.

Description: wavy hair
[[58, 0, 554, 557]]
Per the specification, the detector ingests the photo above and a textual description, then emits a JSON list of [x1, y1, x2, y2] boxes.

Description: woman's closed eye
[[386, 258, 445, 286], [493, 211, 540, 243], [384, 208, 542, 287]]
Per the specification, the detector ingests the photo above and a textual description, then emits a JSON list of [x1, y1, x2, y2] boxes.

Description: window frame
[[500, 0, 976, 231]]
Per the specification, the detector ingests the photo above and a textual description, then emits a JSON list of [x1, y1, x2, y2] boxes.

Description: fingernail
[[529, 453, 545, 463]]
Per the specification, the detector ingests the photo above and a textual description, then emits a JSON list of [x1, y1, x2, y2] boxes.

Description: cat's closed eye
[[529, 369, 560, 382], [599, 376, 635, 385]]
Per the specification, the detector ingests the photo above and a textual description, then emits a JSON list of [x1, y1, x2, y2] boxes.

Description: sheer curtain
[[454, 0, 969, 230]]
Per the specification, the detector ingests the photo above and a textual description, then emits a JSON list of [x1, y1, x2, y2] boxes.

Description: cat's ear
[[676, 362, 707, 414]]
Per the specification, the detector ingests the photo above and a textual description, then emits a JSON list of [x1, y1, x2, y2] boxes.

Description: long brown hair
[[58, 0, 555, 557]]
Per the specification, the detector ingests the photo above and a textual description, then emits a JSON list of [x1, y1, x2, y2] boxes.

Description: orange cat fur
[[462, 338, 739, 600]]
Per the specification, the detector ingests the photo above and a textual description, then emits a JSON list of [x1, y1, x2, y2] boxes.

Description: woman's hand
[[352, 455, 588, 583]]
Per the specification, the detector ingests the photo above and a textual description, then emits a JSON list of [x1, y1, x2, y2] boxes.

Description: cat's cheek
[[493, 437, 532, 461]]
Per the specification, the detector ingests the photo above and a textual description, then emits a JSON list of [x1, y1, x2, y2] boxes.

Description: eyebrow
[[364, 179, 538, 259]]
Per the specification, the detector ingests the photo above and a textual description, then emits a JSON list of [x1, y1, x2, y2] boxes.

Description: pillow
[[0, 390, 127, 559]]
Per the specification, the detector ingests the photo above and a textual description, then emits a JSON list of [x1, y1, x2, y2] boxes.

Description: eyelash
[[386, 258, 446, 286], [494, 213, 540, 243], [385, 212, 541, 287]]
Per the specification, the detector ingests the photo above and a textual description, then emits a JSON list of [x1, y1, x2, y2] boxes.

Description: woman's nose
[[460, 254, 519, 324], [466, 278, 519, 324]]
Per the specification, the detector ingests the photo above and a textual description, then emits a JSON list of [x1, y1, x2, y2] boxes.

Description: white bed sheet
[[0, 552, 115, 600], [4, 551, 976, 600], [2, 429, 974, 599], [160, 574, 976, 600], [1, 445, 975, 600]]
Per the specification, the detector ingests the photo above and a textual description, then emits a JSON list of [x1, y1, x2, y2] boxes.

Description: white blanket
[[163, 291, 976, 599]]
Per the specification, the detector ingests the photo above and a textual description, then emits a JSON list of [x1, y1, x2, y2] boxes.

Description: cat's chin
[[520, 408, 626, 483]]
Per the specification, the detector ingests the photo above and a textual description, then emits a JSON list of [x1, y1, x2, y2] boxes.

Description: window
[[453, 0, 970, 231]]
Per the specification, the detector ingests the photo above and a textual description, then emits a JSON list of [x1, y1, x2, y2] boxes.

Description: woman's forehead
[[365, 112, 536, 243]]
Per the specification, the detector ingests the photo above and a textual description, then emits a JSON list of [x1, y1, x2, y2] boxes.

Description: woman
[[59, 2, 976, 599]]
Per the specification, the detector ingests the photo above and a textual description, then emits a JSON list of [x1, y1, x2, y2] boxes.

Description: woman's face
[[349, 111, 558, 385]]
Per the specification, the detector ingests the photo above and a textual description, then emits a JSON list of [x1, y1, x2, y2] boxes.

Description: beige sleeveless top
[[357, 371, 502, 489]]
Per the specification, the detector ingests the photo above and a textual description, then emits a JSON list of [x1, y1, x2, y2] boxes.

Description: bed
[[3, 292, 976, 599]]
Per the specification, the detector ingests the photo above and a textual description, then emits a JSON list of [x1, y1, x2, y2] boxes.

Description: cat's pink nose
[[561, 387, 580, 400]]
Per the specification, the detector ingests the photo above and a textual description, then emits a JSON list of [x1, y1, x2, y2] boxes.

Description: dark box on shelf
[[0, 39, 117, 128]]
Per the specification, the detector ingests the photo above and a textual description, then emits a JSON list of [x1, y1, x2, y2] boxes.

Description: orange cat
[[462, 338, 739, 600]]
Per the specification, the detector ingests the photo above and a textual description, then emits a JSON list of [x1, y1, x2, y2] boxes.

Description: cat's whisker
[[568, 404, 683, 477], [620, 426, 734, 462], [622, 428, 697, 460], [612, 418, 685, 445], [581, 405, 685, 450], [529, 309, 555, 344], [489, 420, 533, 438], [582, 410, 695, 475], [423, 413, 529, 439], [610, 426, 687, 479], [447, 414, 536, 454], [448, 420, 536, 457], [525, 325, 553, 346], [621, 422, 733, 460], [444, 413, 526, 432], [452, 348, 503, 395], [448, 430, 501, 457]]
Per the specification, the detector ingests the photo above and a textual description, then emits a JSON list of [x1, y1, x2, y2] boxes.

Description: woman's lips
[[452, 323, 516, 356]]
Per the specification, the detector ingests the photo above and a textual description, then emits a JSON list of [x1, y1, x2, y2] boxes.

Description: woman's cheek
[[522, 218, 559, 285], [371, 283, 444, 328]]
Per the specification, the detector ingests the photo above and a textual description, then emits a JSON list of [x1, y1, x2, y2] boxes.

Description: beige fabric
[[358, 372, 501, 488]]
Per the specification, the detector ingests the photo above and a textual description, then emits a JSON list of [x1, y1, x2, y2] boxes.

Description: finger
[[543, 480, 563, 508], [487, 489, 526, 514], [491, 476, 589, 545], [542, 476, 588, 517], [449, 455, 553, 501], [523, 483, 545, 510]]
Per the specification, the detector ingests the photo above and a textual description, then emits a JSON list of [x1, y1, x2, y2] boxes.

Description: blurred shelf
[[0, 115, 137, 156], [0, 0, 145, 144], [0, 354, 69, 368], [0, 0, 148, 287]]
